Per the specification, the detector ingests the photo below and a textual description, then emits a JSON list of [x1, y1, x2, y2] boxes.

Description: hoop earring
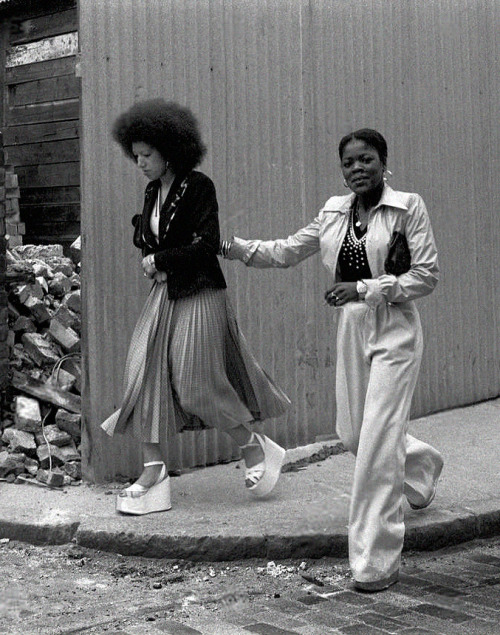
[[343, 179, 349, 188]]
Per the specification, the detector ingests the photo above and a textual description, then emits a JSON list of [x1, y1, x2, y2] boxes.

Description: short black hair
[[338, 128, 388, 167], [112, 99, 206, 175]]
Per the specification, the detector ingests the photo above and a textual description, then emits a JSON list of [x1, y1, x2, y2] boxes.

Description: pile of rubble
[[0, 241, 82, 488]]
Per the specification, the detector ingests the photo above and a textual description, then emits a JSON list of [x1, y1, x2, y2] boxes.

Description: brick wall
[[0, 132, 8, 391]]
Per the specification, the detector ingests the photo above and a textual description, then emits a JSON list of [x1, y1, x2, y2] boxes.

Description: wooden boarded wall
[[0, 0, 80, 250]]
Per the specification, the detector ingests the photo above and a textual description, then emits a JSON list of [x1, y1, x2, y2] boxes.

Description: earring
[[343, 179, 349, 188]]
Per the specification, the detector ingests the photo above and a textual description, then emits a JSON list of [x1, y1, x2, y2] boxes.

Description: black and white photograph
[[0, 1, 499, 633]]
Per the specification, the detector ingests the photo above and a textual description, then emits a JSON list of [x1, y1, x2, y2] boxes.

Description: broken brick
[[2, 428, 36, 455], [48, 318, 80, 353], [21, 332, 60, 366]]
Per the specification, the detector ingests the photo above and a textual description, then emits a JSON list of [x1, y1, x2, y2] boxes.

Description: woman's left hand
[[324, 282, 358, 306], [142, 254, 157, 278]]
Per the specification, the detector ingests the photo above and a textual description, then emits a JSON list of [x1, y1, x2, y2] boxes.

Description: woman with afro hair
[[101, 99, 290, 515]]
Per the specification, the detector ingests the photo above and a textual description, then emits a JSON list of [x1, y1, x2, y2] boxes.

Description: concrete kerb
[[2, 505, 500, 561]]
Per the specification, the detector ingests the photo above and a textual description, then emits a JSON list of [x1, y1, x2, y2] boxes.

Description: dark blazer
[[132, 170, 227, 300]]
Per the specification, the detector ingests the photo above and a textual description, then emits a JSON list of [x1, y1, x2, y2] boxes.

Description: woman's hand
[[153, 271, 168, 283], [142, 254, 157, 278], [324, 282, 358, 306]]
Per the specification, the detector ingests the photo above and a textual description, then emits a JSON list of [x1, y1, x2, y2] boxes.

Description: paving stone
[[244, 624, 300, 634], [252, 610, 307, 631], [296, 594, 328, 606], [338, 624, 387, 634], [327, 591, 376, 607], [356, 610, 408, 633], [269, 598, 310, 617], [425, 583, 471, 598], [468, 554, 500, 568], [404, 570, 472, 589], [152, 620, 202, 634], [303, 611, 358, 630], [368, 601, 408, 617], [411, 602, 475, 623], [396, 629, 435, 634]]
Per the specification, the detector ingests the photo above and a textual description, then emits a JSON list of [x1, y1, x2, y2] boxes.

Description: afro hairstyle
[[112, 99, 206, 175]]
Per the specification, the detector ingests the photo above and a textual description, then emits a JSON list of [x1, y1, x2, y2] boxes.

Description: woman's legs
[[134, 442, 164, 488], [335, 303, 441, 585]]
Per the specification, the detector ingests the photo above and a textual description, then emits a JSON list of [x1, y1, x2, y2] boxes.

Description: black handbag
[[384, 231, 411, 276]]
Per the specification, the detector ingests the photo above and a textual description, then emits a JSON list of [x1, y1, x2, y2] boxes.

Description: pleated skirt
[[101, 283, 290, 444]]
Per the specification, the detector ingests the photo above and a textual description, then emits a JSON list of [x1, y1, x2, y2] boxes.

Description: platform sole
[[116, 476, 172, 515], [248, 436, 286, 498]]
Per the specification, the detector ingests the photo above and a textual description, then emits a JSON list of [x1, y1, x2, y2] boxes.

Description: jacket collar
[[323, 184, 409, 214]]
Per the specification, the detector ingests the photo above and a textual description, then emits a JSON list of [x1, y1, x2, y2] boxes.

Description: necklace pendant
[[355, 220, 361, 227]]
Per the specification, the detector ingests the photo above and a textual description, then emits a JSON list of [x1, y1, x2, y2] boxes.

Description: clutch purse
[[131, 214, 144, 250], [384, 231, 411, 276]]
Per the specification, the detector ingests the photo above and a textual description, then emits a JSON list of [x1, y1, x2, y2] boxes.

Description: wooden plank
[[12, 370, 81, 413], [3, 0, 76, 23], [21, 203, 80, 222], [10, 8, 77, 45], [8, 74, 80, 106], [3, 120, 79, 145], [15, 162, 80, 188], [0, 20, 8, 128], [20, 186, 79, 205], [6, 56, 75, 85], [7, 99, 79, 125], [6, 32, 78, 68], [4, 138, 79, 166], [24, 221, 80, 244]]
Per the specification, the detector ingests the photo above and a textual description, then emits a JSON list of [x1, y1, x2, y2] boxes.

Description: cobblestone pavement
[[0, 536, 499, 635]]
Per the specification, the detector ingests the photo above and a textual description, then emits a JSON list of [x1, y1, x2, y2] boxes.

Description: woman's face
[[340, 139, 385, 195], [131, 141, 168, 181]]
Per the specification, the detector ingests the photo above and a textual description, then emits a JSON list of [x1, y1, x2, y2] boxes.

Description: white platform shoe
[[241, 432, 286, 497], [116, 461, 172, 515]]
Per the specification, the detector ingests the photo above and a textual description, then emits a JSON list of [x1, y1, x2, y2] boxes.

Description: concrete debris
[[48, 272, 72, 298], [36, 443, 66, 469], [1, 246, 83, 486], [14, 395, 42, 432], [22, 332, 61, 366], [49, 318, 80, 353], [36, 468, 64, 488], [34, 424, 72, 448], [2, 427, 37, 455], [70, 236, 81, 263], [0, 450, 26, 477], [55, 410, 81, 442]]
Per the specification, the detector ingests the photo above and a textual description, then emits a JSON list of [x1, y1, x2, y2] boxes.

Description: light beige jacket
[[228, 185, 439, 308]]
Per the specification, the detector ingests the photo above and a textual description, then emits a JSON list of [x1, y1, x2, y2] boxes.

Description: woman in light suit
[[221, 129, 444, 592]]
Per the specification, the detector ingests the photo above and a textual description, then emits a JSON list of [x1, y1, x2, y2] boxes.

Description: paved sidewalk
[[0, 398, 499, 560]]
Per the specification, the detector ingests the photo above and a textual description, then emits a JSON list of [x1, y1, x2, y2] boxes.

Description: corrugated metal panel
[[80, 0, 500, 481]]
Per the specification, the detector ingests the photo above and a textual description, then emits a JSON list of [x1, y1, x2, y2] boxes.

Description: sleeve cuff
[[364, 277, 388, 308], [227, 237, 259, 264]]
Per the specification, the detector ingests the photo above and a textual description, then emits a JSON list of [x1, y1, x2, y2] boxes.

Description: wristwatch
[[356, 280, 368, 301]]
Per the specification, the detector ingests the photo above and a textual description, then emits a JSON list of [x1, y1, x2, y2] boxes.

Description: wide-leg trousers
[[335, 301, 443, 584]]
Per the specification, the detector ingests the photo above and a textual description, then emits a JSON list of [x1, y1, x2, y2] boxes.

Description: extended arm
[[225, 216, 321, 268]]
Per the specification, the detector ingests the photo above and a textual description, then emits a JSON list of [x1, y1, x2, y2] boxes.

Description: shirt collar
[[325, 184, 409, 214]]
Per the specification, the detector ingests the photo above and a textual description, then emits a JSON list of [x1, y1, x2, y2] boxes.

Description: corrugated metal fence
[[79, 0, 500, 482]]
